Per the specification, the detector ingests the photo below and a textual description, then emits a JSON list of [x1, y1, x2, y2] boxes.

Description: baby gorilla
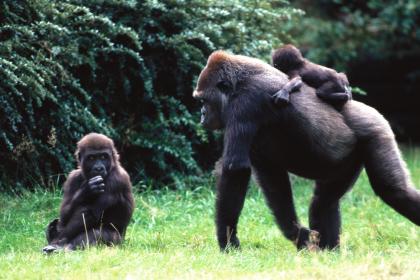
[[43, 133, 134, 253], [272, 44, 352, 107]]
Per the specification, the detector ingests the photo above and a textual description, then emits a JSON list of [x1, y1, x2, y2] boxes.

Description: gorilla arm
[[216, 71, 305, 249], [221, 73, 295, 170], [59, 171, 87, 226], [96, 167, 134, 236], [59, 171, 104, 226]]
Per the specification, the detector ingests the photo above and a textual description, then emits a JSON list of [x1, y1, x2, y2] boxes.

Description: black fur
[[194, 51, 420, 251], [272, 44, 352, 107]]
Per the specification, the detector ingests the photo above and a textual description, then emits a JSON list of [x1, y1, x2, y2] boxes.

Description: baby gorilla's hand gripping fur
[[272, 77, 303, 105]]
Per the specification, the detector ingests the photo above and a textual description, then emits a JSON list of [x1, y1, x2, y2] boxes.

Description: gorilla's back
[[252, 84, 359, 180]]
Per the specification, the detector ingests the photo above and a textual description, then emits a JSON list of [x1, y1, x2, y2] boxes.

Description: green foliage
[[289, 0, 420, 69], [0, 0, 301, 190]]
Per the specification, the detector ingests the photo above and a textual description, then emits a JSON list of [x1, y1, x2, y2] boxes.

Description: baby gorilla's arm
[[272, 77, 303, 105]]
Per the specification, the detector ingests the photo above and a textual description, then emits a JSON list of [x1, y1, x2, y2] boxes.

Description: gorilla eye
[[101, 154, 108, 160], [87, 155, 95, 161], [217, 81, 232, 94]]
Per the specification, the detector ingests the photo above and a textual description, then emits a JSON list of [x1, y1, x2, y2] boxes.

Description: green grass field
[[1, 147, 420, 279]]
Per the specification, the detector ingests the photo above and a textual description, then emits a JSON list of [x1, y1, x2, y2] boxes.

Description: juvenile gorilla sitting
[[43, 133, 134, 253], [271, 44, 352, 107]]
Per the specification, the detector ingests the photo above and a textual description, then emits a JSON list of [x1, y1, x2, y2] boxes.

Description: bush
[[288, 0, 418, 65], [287, 0, 420, 140], [0, 0, 301, 190]]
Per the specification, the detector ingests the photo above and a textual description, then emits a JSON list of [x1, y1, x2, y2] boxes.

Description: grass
[[1, 146, 420, 279]]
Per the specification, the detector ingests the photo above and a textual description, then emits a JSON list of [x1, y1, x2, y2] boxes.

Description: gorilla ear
[[216, 81, 235, 97], [217, 80, 234, 95]]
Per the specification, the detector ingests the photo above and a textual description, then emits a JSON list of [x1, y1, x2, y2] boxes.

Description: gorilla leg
[[215, 166, 251, 250], [53, 208, 97, 246], [44, 228, 121, 253], [309, 162, 362, 249], [364, 135, 420, 225], [66, 228, 122, 250], [253, 166, 314, 249], [45, 218, 60, 244]]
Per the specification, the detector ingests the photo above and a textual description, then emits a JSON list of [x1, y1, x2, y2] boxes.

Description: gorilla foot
[[307, 230, 321, 252], [219, 230, 241, 253], [42, 243, 76, 254], [295, 228, 320, 251], [42, 244, 62, 254], [220, 237, 240, 253]]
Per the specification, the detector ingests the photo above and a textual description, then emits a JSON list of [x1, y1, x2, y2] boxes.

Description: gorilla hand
[[87, 175, 105, 194], [273, 76, 303, 105]]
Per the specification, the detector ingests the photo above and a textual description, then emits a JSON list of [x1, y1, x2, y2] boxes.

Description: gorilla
[[43, 133, 134, 253], [272, 44, 351, 107], [193, 50, 420, 251]]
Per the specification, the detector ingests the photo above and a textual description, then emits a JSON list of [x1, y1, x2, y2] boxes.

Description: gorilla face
[[193, 60, 233, 130], [197, 93, 226, 130], [80, 149, 112, 179]]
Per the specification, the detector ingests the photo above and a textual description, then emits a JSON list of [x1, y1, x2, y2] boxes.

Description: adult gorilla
[[193, 51, 420, 251]]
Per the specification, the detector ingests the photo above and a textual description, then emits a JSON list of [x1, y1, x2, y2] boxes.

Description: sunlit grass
[[1, 146, 420, 279]]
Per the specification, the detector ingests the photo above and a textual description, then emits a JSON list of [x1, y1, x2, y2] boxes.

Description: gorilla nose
[[94, 166, 105, 172]]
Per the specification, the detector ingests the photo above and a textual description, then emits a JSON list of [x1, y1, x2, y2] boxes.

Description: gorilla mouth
[[89, 170, 107, 179]]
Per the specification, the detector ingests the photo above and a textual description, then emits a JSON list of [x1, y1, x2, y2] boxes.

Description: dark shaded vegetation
[[289, 0, 420, 141], [0, 0, 301, 190]]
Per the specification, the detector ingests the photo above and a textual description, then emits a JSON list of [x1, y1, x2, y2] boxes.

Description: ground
[[1, 147, 420, 279]]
